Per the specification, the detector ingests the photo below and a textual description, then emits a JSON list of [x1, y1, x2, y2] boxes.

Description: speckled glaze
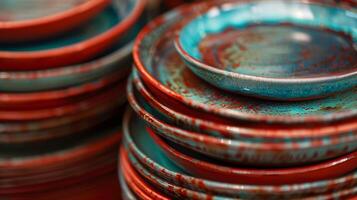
[[132, 70, 357, 141], [0, 0, 146, 70], [0, 80, 126, 121], [120, 148, 170, 200], [0, 0, 110, 43], [0, 71, 126, 110], [0, 122, 121, 194], [123, 108, 357, 199], [0, 19, 145, 92], [150, 131, 357, 185], [133, 1, 357, 124], [128, 76, 357, 166], [175, 0, 357, 100]]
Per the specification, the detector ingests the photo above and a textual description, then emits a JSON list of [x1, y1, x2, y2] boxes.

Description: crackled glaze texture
[[123, 107, 357, 199], [176, 1, 357, 100], [134, 1, 357, 123]]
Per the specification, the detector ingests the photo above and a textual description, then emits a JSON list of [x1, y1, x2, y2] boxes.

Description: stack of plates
[[0, 0, 146, 198], [120, 1, 357, 199]]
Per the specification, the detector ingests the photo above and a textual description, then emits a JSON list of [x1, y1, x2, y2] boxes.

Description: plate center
[[199, 23, 356, 78]]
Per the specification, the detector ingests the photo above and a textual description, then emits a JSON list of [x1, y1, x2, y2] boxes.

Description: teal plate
[[133, 1, 357, 124], [123, 107, 357, 199]]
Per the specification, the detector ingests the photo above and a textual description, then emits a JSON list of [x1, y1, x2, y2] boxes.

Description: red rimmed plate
[[0, 80, 126, 121], [120, 147, 169, 200], [0, 0, 110, 43], [0, 0, 146, 70], [150, 129, 357, 185]]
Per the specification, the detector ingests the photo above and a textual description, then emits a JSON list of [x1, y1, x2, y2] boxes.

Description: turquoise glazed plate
[[132, 69, 357, 141], [127, 78, 357, 166], [133, 2, 357, 124], [175, 0, 357, 100], [123, 107, 357, 199]]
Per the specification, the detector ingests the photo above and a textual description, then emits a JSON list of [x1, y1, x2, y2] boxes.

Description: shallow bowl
[[175, 0, 357, 100]]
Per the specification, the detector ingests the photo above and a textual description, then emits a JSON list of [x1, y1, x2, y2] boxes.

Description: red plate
[[149, 129, 357, 185], [0, 0, 110, 43]]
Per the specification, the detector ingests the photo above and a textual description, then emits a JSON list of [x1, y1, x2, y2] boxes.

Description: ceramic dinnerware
[[175, 0, 357, 100], [0, 0, 146, 70], [0, 0, 110, 43], [133, 1, 357, 124]]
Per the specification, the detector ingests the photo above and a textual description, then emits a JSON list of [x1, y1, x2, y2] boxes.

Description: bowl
[[123, 107, 357, 198], [0, 0, 110, 43], [127, 76, 357, 166], [133, 1, 357, 124], [132, 69, 357, 141], [0, 0, 146, 70], [175, 0, 357, 100]]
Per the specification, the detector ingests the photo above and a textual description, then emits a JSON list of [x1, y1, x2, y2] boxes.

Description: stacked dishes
[[0, 0, 146, 198], [120, 1, 357, 199]]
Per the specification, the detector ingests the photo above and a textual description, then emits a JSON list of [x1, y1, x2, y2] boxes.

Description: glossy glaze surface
[[133, 1, 357, 123], [150, 130, 357, 185], [0, 0, 145, 70], [123, 107, 357, 199], [176, 1, 357, 100], [128, 76, 357, 166], [0, 0, 109, 42], [0, 19, 144, 92], [132, 70, 357, 140]]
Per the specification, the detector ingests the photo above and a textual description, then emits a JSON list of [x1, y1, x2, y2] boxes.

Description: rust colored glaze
[[133, 0, 357, 124], [132, 72, 357, 140], [0, 71, 126, 110], [123, 107, 357, 199], [128, 77, 357, 166], [120, 147, 169, 200], [0, 0, 146, 70], [149, 129, 357, 185], [0, 80, 126, 121], [0, 0, 110, 43]]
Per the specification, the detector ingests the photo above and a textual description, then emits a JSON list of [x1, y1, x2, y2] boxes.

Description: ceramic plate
[[132, 70, 357, 140], [133, 1, 357, 124], [123, 107, 357, 199], [0, 0, 109, 42], [175, 0, 357, 100], [127, 76, 357, 166], [0, 0, 146, 70]]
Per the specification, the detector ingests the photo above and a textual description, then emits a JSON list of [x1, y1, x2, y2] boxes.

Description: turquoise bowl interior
[[179, 1, 356, 79], [176, 0, 357, 100]]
